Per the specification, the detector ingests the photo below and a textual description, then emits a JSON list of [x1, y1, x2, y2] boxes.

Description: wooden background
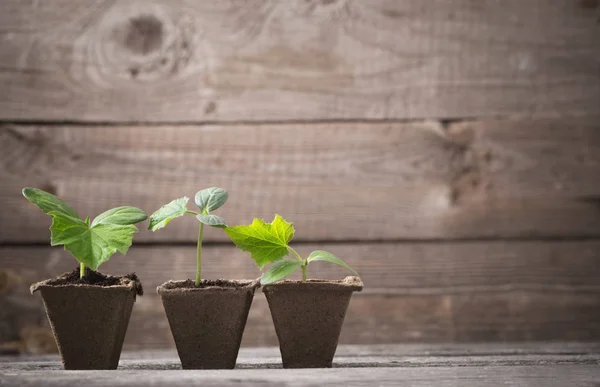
[[1, 0, 599, 354]]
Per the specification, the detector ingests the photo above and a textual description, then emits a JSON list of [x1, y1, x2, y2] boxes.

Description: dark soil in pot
[[157, 279, 260, 369], [262, 276, 363, 368], [30, 268, 143, 370]]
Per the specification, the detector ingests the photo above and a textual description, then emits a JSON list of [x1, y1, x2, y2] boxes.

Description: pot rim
[[262, 276, 363, 292], [157, 278, 261, 295], [30, 274, 142, 295]]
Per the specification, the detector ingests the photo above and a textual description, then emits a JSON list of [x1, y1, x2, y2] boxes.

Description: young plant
[[148, 187, 228, 286], [22, 187, 148, 278], [224, 214, 358, 285]]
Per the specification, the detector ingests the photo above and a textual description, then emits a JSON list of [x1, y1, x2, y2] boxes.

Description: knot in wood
[[124, 15, 163, 56]]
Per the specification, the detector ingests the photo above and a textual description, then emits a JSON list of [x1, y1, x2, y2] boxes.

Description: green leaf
[[224, 214, 294, 269], [22, 188, 79, 219], [48, 212, 89, 245], [307, 250, 359, 276], [92, 206, 147, 227], [261, 260, 303, 285], [49, 211, 139, 270], [195, 187, 228, 213], [196, 214, 227, 228], [91, 223, 138, 256], [148, 197, 189, 231]]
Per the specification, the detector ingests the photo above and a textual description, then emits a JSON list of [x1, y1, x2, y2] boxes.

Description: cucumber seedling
[[224, 214, 359, 285], [148, 187, 228, 286], [22, 187, 148, 278]]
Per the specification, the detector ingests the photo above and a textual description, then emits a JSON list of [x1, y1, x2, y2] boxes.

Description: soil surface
[[160, 279, 257, 290], [32, 268, 143, 296]]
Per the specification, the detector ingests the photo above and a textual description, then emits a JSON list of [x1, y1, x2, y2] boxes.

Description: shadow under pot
[[157, 279, 260, 369], [30, 270, 143, 370], [262, 276, 363, 368]]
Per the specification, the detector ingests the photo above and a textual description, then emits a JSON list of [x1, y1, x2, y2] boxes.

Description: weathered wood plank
[[1, 363, 599, 387], [0, 0, 598, 121], [2, 242, 600, 351], [5, 342, 600, 363], [2, 343, 600, 369], [4, 242, 600, 293], [122, 288, 600, 350], [1, 117, 599, 243], [2, 346, 600, 387]]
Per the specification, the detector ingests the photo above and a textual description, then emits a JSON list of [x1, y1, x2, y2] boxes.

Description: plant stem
[[195, 222, 205, 286], [288, 246, 307, 281], [80, 262, 85, 279], [288, 246, 304, 262]]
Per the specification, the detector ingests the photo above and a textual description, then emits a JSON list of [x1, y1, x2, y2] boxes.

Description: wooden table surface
[[1, 343, 599, 386]]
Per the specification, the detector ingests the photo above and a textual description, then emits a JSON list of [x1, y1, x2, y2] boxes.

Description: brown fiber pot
[[157, 279, 260, 369], [262, 276, 363, 368], [30, 274, 142, 370]]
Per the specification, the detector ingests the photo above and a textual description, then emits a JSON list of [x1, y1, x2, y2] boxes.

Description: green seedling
[[224, 214, 359, 285], [22, 187, 148, 278], [148, 187, 228, 286]]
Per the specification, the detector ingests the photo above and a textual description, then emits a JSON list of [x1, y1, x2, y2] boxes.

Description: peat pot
[[262, 276, 363, 368], [30, 270, 143, 370], [157, 279, 260, 369]]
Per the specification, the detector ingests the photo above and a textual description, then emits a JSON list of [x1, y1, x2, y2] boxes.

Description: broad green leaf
[[49, 211, 139, 270], [261, 260, 303, 285], [195, 187, 228, 213], [224, 214, 294, 269], [148, 197, 189, 231], [307, 250, 359, 276], [22, 188, 79, 219], [92, 206, 147, 227], [91, 223, 138, 256], [196, 214, 227, 228], [48, 211, 89, 246]]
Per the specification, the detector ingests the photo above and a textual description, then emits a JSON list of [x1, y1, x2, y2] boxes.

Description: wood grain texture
[[1, 345, 600, 387], [0, 367, 598, 387], [1, 117, 599, 243], [4, 342, 600, 361], [2, 241, 600, 351], [0, 0, 598, 122]]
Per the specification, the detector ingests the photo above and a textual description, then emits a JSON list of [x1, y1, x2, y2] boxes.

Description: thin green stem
[[287, 246, 304, 262], [186, 210, 199, 215], [195, 222, 205, 286], [80, 262, 85, 279], [288, 246, 307, 281]]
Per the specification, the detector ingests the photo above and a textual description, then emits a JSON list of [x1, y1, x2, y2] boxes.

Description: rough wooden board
[[2, 242, 600, 350], [6, 355, 600, 370], [2, 117, 600, 243], [1, 344, 600, 387], [1, 345, 599, 387], [3, 242, 600, 294], [5, 342, 600, 363], [0, 0, 599, 122], [2, 344, 600, 369], [1, 366, 599, 387], [122, 290, 600, 350]]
